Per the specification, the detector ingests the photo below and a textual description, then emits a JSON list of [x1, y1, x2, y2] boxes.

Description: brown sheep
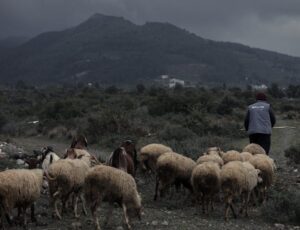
[[191, 162, 221, 214], [154, 152, 196, 200]]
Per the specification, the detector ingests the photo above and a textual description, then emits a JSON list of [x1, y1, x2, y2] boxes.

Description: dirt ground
[[0, 119, 299, 230]]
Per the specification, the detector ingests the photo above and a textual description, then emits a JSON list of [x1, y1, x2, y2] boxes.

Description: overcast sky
[[1, 0, 300, 57]]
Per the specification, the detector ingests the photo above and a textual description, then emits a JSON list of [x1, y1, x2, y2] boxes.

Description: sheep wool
[[84, 165, 142, 230], [191, 161, 221, 214], [249, 154, 275, 188], [222, 150, 242, 164], [139, 143, 172, 172], [240, 152, 254, 162], [47, 158, 90, 219], [155, 152, 196, 200], [196, 154, 224, 167], [0, 169, 43, 226], [243, 143, 266, 155]]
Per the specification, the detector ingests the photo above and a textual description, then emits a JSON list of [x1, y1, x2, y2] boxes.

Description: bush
[[285, 144, 300, 164], [262, 188, 300, 224]]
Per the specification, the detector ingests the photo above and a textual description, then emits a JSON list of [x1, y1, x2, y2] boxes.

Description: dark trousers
[[249, 133, 271, 154]]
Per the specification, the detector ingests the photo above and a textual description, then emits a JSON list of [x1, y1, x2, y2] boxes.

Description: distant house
[[252, 84, 268, 90], [169, 78, 185, 88], [155, 75, 187, 88]]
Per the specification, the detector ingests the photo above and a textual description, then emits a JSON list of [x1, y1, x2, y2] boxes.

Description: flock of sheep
[[0, 142, 276, 230]]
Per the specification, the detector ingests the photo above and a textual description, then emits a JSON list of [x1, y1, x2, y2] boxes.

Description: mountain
[[0, 13, 300, 86], [0, 36, 29, 60]]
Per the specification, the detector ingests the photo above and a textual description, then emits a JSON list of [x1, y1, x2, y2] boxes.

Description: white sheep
[[139, 143, 172, 173], [222, 150, 242, 164], [0, 169, 43, 228], [191, 161, 221, 214], [84, 165, 142, 230], [249, 154, 276, 203], [45, 158, 90, 219], [196, 154, 224, 167], [240, 151, 253, 162], [205, 146, 224, 157], [220, 161, 261, 220], [243, 143, 266, 155], [64, 148, 98, 166], [154, 152, 196, 200]]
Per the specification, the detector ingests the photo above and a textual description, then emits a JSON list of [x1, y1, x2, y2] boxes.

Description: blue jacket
[[244, 100, 276, 135]]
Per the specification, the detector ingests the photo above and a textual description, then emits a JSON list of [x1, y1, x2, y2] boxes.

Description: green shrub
[[285, 144, 300, 164], [262, 188, 300, 224]]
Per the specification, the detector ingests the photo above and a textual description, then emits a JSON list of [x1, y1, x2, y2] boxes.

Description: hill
[[0, 13, 300, 86]]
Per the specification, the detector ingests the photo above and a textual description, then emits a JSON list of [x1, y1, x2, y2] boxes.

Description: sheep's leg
[[229, 202, 237, 219], [53, 194, 62, 220], [201, 195, 205, 214], [251, 190, 258, 207], [224, 195, 236, 220], [239, 192, 245, 215], [52, 189, 62, 220], [224, 202, 230, 221], [74, 195, 79, 218], [154, 176, 159, 201], [80, 193, 88, 216], [22, 206, 27, 229], [210, 195, 214, 212], [104, 203, 113, 226], [122, 203, 131, 230], [90, 198, 100, 230], [61, 192, 71, 217], [30, 203, 37, 222], [3, 206, 13, 227], [244, 192, 251, 217], [205, 196, 209, 214]]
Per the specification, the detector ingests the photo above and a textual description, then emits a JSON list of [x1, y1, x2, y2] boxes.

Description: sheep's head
[[256, 169, 263, 184], [65, 148, 76, 159]]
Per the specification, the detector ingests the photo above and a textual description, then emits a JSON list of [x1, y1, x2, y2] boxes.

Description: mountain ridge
[[0, 13, 299, 86]]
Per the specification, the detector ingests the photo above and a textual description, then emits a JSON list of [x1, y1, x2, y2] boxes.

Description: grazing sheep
[[191, 162, 221, 214], [205, 147, 224, 157], [249, 154, 276, 203], [45, 159, 90, 219], [139, 143, 172, 173], [64, 148, 98, 166], [0, 169, 43, 228], [41, 150, 60, 171], [240, 162, 262, 216], [222, 150, 242, 164], [196, 154, 224, 167], [220, 161, 261, 220], [84, 165, 142, 230], [154, 152, 196, 200], [240, 152, 253, 162], [243, 143, 266, 155]]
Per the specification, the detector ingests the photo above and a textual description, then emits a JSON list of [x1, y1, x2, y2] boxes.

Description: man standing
[[244, 92, 276, 154]]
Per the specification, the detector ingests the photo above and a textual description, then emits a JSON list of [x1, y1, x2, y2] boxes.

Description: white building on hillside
[[169, 78, 185, 88]]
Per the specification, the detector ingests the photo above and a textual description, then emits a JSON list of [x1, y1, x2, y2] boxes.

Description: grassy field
[[0, 118, 299, 230]]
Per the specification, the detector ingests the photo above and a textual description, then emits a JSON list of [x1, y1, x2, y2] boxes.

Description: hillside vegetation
[[1, 13, 300, 86], [1, 84, 299, 157]]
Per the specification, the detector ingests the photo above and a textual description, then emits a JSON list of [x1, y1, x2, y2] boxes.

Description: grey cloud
[[1, 0, 300, 56]]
